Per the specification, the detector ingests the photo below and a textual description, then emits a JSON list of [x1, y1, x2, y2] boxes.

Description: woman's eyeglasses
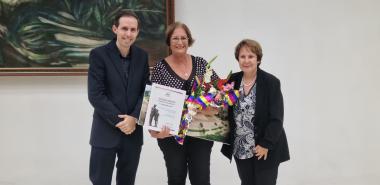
[[171, 37, 188, 43]]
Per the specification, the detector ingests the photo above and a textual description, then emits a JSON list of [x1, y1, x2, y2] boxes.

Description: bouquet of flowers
[[175, 56, 240, 144]]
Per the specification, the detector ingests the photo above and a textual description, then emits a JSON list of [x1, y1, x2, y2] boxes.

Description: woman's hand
[[149, 126, 171, 139], [254, 145, 268, 160]]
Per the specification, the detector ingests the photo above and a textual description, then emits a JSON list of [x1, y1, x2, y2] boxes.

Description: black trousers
[[89, 136, 142, 185], [158, 136, 214, 185], [234, 157, 279, 185]]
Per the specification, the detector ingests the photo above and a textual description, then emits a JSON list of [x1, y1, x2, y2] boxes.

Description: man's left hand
[[116, 115, 137, 135]]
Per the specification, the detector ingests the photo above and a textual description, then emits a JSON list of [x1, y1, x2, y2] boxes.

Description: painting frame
[[0, 0, 175, 76]]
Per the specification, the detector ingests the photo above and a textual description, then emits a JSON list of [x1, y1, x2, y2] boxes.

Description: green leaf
[[207, 56, 218, 68]]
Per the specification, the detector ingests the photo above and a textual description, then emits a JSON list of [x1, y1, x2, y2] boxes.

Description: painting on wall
[[0, 0, 174, 75]]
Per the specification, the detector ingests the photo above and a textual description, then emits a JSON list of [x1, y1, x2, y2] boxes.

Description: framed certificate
[[139, 83, 186, 135]]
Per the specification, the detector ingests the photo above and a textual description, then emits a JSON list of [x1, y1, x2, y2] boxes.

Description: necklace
[[180, 57, 191, 77], [243, 81, 254, 86], [169, 55, 191, 78], [242, 77, 256, 87]]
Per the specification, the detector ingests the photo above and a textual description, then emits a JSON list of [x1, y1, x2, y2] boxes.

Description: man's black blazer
[[221, 68, 290, 168], [88, 39, 149, 148]]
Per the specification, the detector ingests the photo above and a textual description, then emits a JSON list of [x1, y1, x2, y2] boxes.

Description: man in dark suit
[[87, 10, 149, 185]]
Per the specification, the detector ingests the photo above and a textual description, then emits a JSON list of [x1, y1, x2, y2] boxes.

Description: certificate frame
[[139, 83, 186, 135]]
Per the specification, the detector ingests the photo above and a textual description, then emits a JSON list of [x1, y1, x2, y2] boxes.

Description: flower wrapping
[[175, 56, 240, 144]]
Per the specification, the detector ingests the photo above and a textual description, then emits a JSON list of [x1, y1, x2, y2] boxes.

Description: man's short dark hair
[[113, 10, 140, 29]]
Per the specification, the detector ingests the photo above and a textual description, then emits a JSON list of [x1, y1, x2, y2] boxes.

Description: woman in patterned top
[[149, 22, 218, 185], [221, 39, 290, 185]]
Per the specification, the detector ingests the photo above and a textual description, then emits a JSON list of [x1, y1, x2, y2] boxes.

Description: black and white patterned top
[[151, 55, 218, 94], [233, 82, 257, 159]]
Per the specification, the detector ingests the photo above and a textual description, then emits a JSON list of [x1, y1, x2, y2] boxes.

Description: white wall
[[1, 0, 380, 185]]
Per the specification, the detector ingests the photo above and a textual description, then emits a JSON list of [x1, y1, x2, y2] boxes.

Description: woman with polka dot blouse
[[149, 22, 219, 185]]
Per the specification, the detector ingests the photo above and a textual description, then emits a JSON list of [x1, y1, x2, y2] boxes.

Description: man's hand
[[115, 115, 137, 135], [149, 126, 171, 139], [254, 145, 269, 160]]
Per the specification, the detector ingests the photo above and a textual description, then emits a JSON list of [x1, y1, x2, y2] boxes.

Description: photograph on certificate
[[142, 83, 186, 135]]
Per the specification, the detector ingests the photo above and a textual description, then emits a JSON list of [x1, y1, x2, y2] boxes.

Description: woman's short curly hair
[[235, 39, 263, 66]]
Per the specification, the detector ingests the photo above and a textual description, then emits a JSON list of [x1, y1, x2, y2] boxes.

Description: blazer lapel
[[126, 45, 137, 92], [106, 39, 128, 87], [233, 71, 243, 90], [255, 68, 264, 121]]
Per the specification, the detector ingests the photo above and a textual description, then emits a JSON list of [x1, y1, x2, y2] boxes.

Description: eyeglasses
[[171, 36, 188, 43]]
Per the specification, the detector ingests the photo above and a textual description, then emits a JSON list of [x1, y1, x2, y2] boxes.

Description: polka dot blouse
[[151, 55, 219, 95]]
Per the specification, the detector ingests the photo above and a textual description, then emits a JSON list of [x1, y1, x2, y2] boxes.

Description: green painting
[[0, 0, 174, 75]]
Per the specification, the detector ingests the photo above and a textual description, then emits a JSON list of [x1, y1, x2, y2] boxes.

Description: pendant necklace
[[242, 78, 255, 87]]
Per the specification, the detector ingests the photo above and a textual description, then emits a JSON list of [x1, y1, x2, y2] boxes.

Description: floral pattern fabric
[[233, 83, 257, 159]]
